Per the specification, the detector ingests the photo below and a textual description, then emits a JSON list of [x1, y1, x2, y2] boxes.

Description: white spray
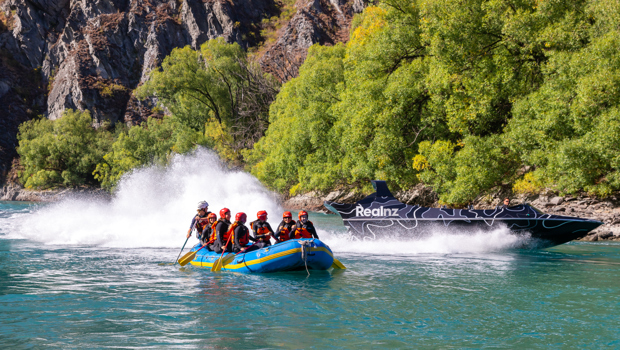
[[9, 149, 282, 248]]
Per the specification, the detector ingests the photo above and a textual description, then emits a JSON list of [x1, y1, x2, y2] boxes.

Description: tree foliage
[[135, 38, 280, 164], [93, 116, 208, 190], [251, 0, 620, 203], [17, 110, 113, 189]]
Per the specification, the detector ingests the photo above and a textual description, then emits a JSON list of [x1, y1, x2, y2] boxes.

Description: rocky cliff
[[0, 0, 364, 184]]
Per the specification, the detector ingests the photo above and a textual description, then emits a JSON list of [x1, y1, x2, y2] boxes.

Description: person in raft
[[274, 211, 295, 242], [209, 208, 232, 253], [187, 201, 210, 239], [200, 213, 217, 249], [230, 212, 251, 253], [250, 210, 276, 247], [292, 210, 319, 239]]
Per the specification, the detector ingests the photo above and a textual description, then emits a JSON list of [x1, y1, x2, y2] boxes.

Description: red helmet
[[235, 212, 247, 223], [220, 208, 230, 217], [207, 213, 217, 220], [298, 210, 308, 219], [257, 210, 268, 220], [283, 211, 292, 218]]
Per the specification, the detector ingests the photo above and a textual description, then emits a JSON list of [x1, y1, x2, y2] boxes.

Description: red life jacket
[[194, 214, 211, 233], [224, 222, 239, 245], [232, 223, 250, 246], [293, 220, 313, 239]]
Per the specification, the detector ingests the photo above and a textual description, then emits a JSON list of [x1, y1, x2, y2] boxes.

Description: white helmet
[[197, 201, 209, 210]]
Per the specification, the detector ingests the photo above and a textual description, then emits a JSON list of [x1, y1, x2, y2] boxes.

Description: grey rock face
[[0, 0, 366, 182], [2, 0, 283, 124], [550, 196, 564, 205], [260, 0, 367, 81]]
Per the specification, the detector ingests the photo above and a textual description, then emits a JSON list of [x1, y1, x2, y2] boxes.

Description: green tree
[[136, 38, 279, 163], [94, 116, 208, 190], [249, 44, 347, 193], [17, 110, 113, 189]]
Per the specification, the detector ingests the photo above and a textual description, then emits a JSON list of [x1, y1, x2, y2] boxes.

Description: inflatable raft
[[187, 238, 335, 273]]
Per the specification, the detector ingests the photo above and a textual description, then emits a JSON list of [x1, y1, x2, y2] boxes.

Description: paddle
[[178, 243, 207, 266], [213, 253, 235, 271], [172, 235, 191, 265], [211, 232, 234, 272], [331, 258, 346, 269]]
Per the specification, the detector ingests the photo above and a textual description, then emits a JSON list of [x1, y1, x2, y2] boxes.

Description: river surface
[[1, 199, 619, 349], [1, 151, 619, 348]]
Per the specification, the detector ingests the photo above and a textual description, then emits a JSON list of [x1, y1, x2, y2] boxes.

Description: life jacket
[[232, 223, 250, 246], [193, 212, 211, 233], [293, 220, 314, 239], [223, 221, 240, 245], [250, 220, 272, 242], [208, 219, 230, 244], [278, 221, 295, 242], [200, 221, 215, 242]]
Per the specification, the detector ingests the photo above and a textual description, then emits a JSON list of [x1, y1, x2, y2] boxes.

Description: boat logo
[[355, 205, 399, 217]]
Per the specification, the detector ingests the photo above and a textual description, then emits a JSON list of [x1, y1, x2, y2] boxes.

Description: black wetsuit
[[250, 220, 275, 248], [213, 219, 231, 253], [201, 223, 215, 249], [275, 220, 295, 242], [294, 220, 319, 239], [233, 224, 250, 253]]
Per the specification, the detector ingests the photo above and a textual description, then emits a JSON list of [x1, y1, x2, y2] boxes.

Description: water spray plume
[[11, 149, 282, 247]]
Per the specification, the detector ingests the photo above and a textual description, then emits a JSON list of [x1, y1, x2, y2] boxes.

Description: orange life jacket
[[278, 222, 294, 242], [293, 221, 314, 239], [231, 223, 250, 246], [208, 219, 230, 244], [250, 221, 272, 242], [293, 228, 312, 239]]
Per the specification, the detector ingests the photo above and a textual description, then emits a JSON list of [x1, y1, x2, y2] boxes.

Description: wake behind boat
[[186, 239, 335, 273], [324, 181, 603, 247]]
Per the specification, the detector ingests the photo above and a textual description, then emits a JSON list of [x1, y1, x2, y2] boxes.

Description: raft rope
[[300, 240, 313, 276]]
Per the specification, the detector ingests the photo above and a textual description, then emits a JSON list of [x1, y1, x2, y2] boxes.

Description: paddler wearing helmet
[[187, 201, 211, 239], [200, 213, 218, 249], [292, 210, 319, 239], [249, 210, 276, 248], [210, 208, 232, 253], [275, 211, 295, 242], [230, 212, 251, 253]]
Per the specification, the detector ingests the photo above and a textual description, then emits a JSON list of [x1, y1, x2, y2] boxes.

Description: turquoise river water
[[0, 152, 619, 349]]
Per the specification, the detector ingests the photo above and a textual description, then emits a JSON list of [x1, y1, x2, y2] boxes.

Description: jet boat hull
[[325, 181, 603, 247]]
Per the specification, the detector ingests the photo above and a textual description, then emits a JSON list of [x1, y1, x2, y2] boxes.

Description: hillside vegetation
[[15, 0, 620, 205], [250, 0, 620, 204]]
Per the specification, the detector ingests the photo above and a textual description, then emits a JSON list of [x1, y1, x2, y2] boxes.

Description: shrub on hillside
[[17, 110, 113, 189]]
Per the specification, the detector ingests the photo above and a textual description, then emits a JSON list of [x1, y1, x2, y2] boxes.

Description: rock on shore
[[0, 183, 110, 202]]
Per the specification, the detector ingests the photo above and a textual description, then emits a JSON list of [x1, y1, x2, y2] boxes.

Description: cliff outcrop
[[0, 0, 365, 184]]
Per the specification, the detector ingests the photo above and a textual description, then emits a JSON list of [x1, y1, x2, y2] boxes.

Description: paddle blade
[[220, 254, 236, 268], [212, 253, 235, 272], [178, 250, 197, 266], [331, 258, 346, 269]]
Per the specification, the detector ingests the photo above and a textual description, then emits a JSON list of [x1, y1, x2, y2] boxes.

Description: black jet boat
[[324, 180, 603, 247]]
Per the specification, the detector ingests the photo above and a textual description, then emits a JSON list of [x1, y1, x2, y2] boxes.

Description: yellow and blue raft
[[188, 239, 335, 273]]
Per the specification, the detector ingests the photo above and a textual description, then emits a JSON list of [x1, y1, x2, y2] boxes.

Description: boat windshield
[[529, 205, 545, 215]]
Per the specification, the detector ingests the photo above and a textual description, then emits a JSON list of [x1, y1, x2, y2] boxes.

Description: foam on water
[[7, 149, 282, 247], [319, 227, 530, 255]]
